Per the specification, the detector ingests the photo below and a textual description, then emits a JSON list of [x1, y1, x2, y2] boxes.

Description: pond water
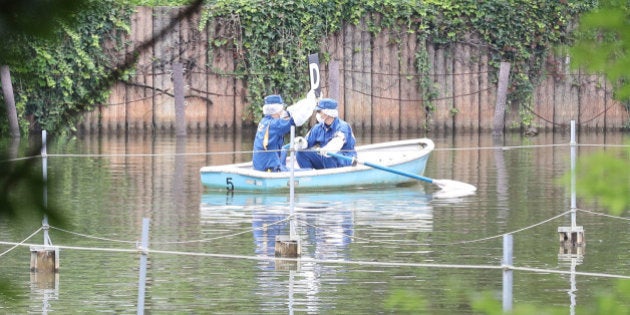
[[1, 130, 630, 314]]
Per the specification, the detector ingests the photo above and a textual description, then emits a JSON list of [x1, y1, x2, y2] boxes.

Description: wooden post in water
[[30, 217, 59, 273], [492, 62, 511, 136], [29, 245, 59, 273], [275, 235, 299, 258], [173, 62, 187, 137]]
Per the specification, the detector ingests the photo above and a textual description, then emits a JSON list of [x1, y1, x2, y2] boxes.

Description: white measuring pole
[[570, 120, 577, 229], [289, 126, 296, 240], [42, 130, 52, 246], [502, 234, 513, 312]]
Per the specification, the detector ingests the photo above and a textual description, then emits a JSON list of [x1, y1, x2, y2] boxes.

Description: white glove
[[293, 136, 307, 150]]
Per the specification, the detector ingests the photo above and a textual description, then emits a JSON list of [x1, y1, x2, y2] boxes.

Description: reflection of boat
[[199, 188, 434, 260], [199, 138, 434, 192]]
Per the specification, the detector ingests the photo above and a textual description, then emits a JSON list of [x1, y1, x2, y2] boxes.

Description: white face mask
[[316, 113, 324, 123]]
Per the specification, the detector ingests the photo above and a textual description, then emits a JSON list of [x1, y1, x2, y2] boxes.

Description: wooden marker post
[[173, 62, 187, 137], [30, 220, 59, 273], [275, 235, 299, 258], [29, 218, 59, 273], [29, 245, 59, 273], [492, 62, 511, 136]]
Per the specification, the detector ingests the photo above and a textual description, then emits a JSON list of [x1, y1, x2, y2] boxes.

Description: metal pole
[[42, 130, 50, 246], [137, 218, 150, 315], [289, 126, 296, 240], [502, 234, 513, 312], [42, 216, 52, 246], [570, 120, 577, 229]]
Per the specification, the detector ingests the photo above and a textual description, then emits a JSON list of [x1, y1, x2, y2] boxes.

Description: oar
[[327, 152, 476, 197]]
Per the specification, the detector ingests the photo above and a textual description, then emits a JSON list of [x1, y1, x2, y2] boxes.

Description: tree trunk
[[1, 65, 20, 138]]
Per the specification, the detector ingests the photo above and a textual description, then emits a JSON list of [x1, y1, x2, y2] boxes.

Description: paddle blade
[[432, 179, 477, 199]]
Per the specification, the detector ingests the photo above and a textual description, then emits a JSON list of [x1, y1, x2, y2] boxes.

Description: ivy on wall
[[0, 0, 596, 136], [201, 0, 595, 123], [0, 0, 131, 136]]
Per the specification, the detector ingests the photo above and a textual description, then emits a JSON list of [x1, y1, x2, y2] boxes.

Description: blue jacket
[[252, 115, 294, 171], [303, 117, 357, 167]]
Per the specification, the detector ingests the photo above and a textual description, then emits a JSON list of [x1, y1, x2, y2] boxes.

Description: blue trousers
[[296, 150, 350, 169]]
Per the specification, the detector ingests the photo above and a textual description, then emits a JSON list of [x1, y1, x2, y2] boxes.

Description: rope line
[[48, 218, 292, 246], [296, 210, 571, 247], [297, 219, 401, 246], [4, 143, 630, 162], [344, 85, 493, 102], [433, 143, 569, 152], [509, 266, 630, 280], [50, 226, 137, 244], [151, 216, 291, 245], [429, 210, 572, 246], [576, 208, 630, 221], [0, 227, 43, 258], [2, 205, 630, 280], [3, 240, 629, 280]]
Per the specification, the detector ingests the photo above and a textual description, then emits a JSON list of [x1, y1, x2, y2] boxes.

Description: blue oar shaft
[[363, 160, 434, 183], [327, 152, 434, 184]]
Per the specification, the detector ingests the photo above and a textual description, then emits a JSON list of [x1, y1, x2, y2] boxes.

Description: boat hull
[[199, 138, 434, 192]]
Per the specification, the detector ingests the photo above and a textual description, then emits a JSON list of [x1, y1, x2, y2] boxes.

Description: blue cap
[[316, 98, 338, 110], [264, 94, 283, 105]]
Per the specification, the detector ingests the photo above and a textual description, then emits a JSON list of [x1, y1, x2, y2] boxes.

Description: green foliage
[[560, 146, 630, 216], [586, 280, 630, 315], [384, 289, 428, 313], [566, 0, 630, 217], [385, 271, 630, 313], [0, 0, 132, 136], [472, 290, 566, 314], [569, 0, 630, 112], [202, 0, 347, 119], [0, 0, 92, 63], [122, 0, 192, 5], [434, 0, 596, 112]]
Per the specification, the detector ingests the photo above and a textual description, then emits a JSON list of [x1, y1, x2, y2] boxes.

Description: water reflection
[[200, 187, 434, 261], [29, 272, 59, 315], [200, 187, 433, 313]]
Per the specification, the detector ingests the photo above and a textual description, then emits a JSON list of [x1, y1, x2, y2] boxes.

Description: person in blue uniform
[[252, 93, 316, 172], [294, 98, 357, 169]]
